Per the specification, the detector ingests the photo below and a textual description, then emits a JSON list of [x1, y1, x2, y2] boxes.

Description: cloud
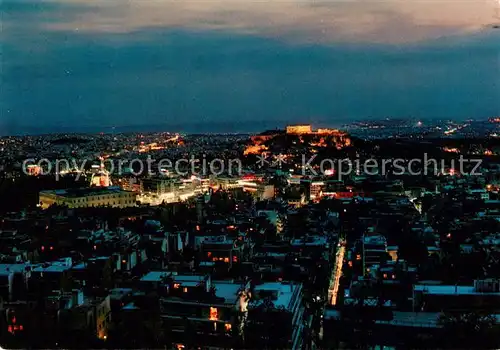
[[2, 27, 498, 134], [4, 0, 497, 44]]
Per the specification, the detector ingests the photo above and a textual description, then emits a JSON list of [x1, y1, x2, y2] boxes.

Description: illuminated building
[[138, 272, 246, 347], [140, 177, 180, 195], [26, 164, 41, 176], [239, 180, 275, 200], [244, 144, 268, 155], [90, 159, 112, 187], [387, 246, 399, 261], [287, 193, 306, 207], [5, 308, 25, 335], [316, 128, 340, 134], [118, 176, 140, 192], [212, 176, 243, 190], [286, 124, 312, 134], [309, 181, 325, 201], [137, 271, 305, 349], [200, 236, 247, 268], [39, 186, 137, 209]]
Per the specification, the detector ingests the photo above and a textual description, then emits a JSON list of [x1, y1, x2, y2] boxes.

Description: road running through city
[[329, 239, 346, 305]]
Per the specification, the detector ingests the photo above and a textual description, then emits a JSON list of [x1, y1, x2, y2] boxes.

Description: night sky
[[1, 0, 499, 134]]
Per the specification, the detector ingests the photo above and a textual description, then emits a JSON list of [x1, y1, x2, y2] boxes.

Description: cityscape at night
[[1, 0, 500, 349]]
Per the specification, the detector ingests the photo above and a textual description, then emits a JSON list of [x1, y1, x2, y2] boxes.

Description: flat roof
[[252, 282, 300, 310], [33, 264, 71, 273], [291, 236, 328, 246], [213, 282, 242, 305], [140, 271, 206, 283], [376, 311, 442, 328], [414, 284, 500, 295], [40, 186, 132, 198], [0, 263, 29, 275]]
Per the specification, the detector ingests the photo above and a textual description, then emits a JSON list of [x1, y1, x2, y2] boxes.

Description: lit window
[[207, 252, 212, 258], [209, 307, 218, 320], [173, 283, 181, 289], [224, 257, 229, 263], [383, 273, 387, 278], [183, 287, 188, 293], [233, 256, 238, 263], [356, 254, 361, 261], [225, 323, 232, 331], [392, 274, 396, 279]]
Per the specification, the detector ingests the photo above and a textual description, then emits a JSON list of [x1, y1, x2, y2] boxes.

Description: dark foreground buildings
[[2, 129, 500, 349]]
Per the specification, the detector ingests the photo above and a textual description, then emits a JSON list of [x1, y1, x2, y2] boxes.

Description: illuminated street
[[329, 240, 346, 306]]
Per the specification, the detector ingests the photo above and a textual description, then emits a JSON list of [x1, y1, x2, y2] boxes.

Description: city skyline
[[1, 0, 499, 135]]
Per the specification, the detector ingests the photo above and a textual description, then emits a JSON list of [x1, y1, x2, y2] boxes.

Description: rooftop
[[251, 282, 301, 310], [213, 281, 243, 305], [40, 186, 132, 198], [414, 284, 500, 295], [140, 271, 207, 285], [0, 263, 30, 275], [291, 235, 328, 247], [363, 234, 387, 246]]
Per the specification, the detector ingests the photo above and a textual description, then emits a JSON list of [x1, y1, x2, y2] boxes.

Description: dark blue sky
[[1, 0, 499, 134]]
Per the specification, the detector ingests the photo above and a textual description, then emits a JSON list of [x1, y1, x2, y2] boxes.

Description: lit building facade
[[39, 186, 137, 209], [140, 177, 180, 195], [239, 181, 275, 201], [26, 164, 41, 176], [200, 236, 248, 268], [309, 181, 325, 200], [286, 125, 313, 134], [90, 160, 112, 187], [136, 272, 246, 348]]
